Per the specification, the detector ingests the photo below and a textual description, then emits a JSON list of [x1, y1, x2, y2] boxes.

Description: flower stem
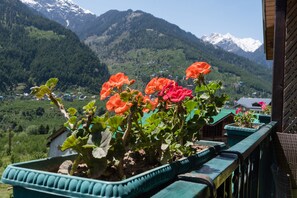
[[70, 155, 82, 176], [122, 113, 132, 145]]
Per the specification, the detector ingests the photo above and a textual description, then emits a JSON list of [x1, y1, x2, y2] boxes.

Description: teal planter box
[[1, 141, 225, 198], [258, 114, 271, 124], [225, 123, 265, 147]]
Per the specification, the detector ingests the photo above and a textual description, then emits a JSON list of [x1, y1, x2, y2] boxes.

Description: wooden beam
[[271, 0, 287, 132]]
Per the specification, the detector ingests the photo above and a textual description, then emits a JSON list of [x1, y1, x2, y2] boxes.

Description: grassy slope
[[0, 98, 106, 188]]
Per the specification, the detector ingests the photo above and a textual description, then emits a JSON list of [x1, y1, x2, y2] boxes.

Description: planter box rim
[[2, 140, 225, 198], [224, 123, 265, 132]]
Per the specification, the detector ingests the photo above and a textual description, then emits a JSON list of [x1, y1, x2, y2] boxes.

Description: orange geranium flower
[[145, 77, 174, 95], [108, 73, 133, 89], [100, 82, 111, 100], [106, 93, 132, 114], [100, 73, 135, 100], [186, 62, 211, 79], [142, 96, 159, 112]]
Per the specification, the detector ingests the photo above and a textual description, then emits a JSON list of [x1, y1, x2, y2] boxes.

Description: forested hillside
[[83, 10, 272, 99], [0, 0, 109, 93]]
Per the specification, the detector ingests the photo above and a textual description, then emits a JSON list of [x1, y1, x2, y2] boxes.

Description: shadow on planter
[[225, 123, 265, 147], [1, 140, 225, 198], [257, 114, 271, 124]]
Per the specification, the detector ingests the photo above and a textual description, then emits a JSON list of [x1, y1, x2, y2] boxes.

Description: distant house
[[47, 127, 76, 157], [63, 94, 73, 102], [0, 96, 3, 101], [201, 109, 236, 142], [234, 97, 271, 113]]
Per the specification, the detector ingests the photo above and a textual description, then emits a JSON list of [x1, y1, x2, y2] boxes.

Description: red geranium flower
[[159, 81, 193, 103], [236, 107, 242, 114]]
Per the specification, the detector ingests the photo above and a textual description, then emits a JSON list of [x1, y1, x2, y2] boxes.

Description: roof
[[263, 0, 275, 60], [235, 97, 271, 110], [46, 126, 67, 146], [209, 109, 235, 126]]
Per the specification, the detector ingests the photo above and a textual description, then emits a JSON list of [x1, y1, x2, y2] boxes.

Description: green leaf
[[200, 93, 210, 100], [195, 84, 208, 93], [83, 100, 96, 111], [68, 116, 77, 125], [67, 108, 77, 116], [184, 100, 197, 112], [90, 123, 105, 134], [35, 85, 50, 98], [92, 115, 108, 129], [89, 129, 112, 159], [60, 134, 79, 151], [82, 144, 96, 149], [92, 147, 108, 158], [184, 141, 194, 147], [120, 92, 130, 101], [30, 86, 40, 95], [108, 115, 124, 131], [45, 78, 58, 90], [161, 143, 169, 151]]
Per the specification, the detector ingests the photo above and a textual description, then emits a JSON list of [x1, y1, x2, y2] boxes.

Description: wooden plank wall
[[264, 0, 275, 60], [283, 0, 297, 133]]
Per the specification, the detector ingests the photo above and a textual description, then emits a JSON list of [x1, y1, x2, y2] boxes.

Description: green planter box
[[258, 114, 271, 124], [1, 141, 225, 198], [225, 123, 265, 147]]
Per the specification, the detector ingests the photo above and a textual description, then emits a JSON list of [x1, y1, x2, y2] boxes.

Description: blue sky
[[72, 0, 264, 42]]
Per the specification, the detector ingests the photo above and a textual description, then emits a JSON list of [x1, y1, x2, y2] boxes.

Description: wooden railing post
[[271, 0, 286, 132]]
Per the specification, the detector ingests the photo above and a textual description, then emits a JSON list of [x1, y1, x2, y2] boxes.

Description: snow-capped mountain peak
[[20, 0, 96, 32], [201, 33, 262, 53], [20, 0, 93, 15]]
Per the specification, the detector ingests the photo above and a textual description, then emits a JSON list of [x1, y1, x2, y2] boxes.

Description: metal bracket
[[220, 150, 246, 198], [220, 150, 245, 165]]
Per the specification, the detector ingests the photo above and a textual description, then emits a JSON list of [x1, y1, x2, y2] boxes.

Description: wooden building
[[201, 109, 235, 142]]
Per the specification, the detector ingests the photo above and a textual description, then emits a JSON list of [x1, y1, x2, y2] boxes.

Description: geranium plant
[[258, 101, 271, 115], [31, 61, 228, 180], [234, 107, 256, 128]]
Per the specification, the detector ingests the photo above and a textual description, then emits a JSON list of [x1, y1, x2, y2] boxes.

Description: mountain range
[[14, 0, 273, 99], [202, 33, 272, 68], [202, 33, 261, 53]]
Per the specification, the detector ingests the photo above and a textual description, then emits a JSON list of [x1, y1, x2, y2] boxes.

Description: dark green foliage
[[0, 0, 110, 93], [36, 107, 45, 116]]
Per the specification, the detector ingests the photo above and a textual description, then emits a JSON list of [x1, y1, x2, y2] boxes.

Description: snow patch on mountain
[[201, 33, 262, 53], [20, 0, 38, 5], [20, 0, 93, 15]]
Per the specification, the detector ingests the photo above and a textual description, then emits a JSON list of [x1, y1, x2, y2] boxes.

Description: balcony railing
[[150, 121, 277, 197]]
